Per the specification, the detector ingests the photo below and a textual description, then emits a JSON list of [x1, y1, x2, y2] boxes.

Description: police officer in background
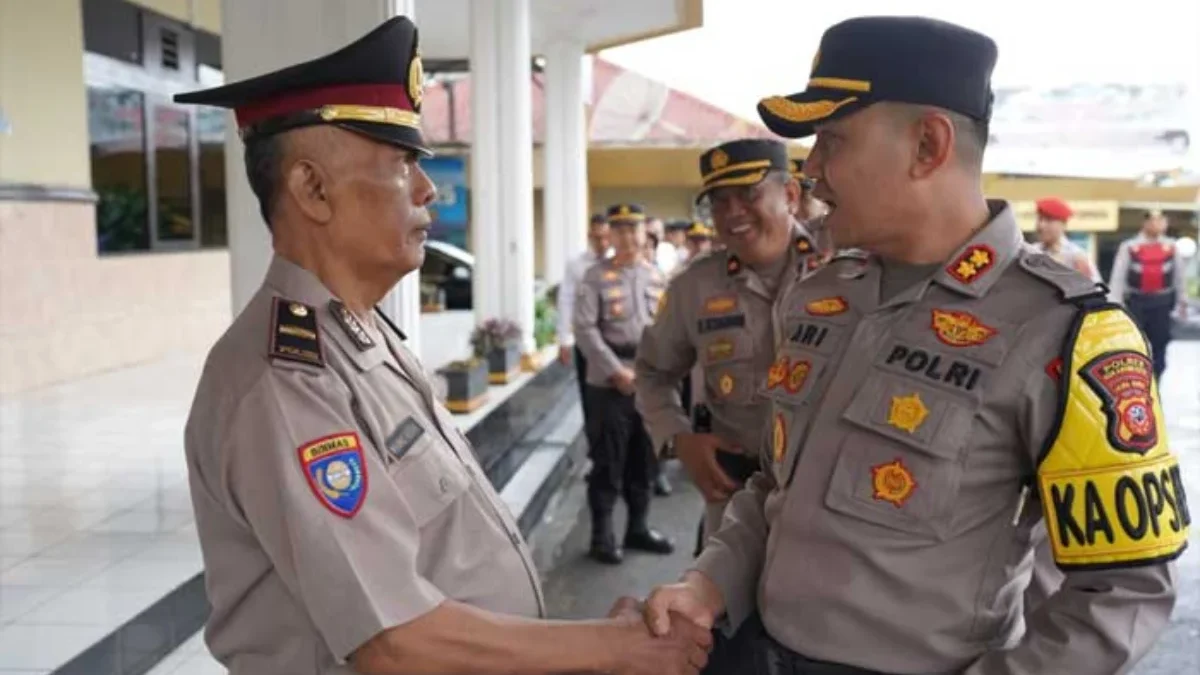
[[177, 17, 708, 675], [1109, 209, 1188, 380], [644, 16, 1184, 675], [636, 138, 826, 553], [558, 213, 613, 425], [684, 221, 716, 260], [1031, 197, 1101, 282], [575, 204, 676, 564], [789, 159, 828, 222]]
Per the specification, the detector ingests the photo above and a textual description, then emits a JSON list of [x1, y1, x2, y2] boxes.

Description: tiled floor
[[0, 309, 552, 674]]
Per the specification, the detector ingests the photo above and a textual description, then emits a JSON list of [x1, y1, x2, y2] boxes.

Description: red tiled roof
[[419, 57, 776, 147]]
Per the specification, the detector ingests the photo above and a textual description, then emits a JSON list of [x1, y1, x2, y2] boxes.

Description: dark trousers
[[1127, 293, 1175, 380], [737, 615, 888, 675], [584, 385, 654, 538], [574, 346, 593, 424]]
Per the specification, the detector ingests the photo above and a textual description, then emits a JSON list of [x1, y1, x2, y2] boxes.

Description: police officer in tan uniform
[[789, 159, 828, 223], [644, 16, 1186, 674], [636, 139, 824, 553], [176, 18, 708, 675], [575, 203, 676, 564]]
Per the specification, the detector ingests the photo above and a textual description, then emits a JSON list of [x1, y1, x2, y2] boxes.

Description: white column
[[494, 0, 537, 358], [377, 0, 422, 357], [542, 40, 591, 287], [469, 0, 504, 327], [221, 0, 421, 355]]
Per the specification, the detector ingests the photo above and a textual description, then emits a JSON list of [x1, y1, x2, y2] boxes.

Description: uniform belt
[[604, 342, 638, 359], [758, 632, 890, 675]]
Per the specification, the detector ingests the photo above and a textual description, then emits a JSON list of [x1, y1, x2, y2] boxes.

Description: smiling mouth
[[727, 223, 753, 236]]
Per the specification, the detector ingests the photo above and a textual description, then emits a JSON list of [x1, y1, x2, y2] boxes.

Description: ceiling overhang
[[414, 0, 703, 59]]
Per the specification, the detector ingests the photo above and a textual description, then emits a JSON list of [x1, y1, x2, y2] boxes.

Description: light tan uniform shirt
[[695, 202, 1177, 674], [573, 257, 666, 388], [634, 224, 823, 456], [184, 256, 544, 675]]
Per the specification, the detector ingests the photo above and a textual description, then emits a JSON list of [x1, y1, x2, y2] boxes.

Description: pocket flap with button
[[823, 372, 977, 539], [389, 435, 471, 527]]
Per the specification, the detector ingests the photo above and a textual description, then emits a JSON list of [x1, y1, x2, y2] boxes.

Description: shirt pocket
[[388, 433, 471, 528], [702, 331, 756, 405], [823, 370, 977, 541]]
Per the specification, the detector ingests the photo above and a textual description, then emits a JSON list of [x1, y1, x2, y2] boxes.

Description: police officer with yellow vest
[[575, 204, 676, 564], [644, 16, 1186, 674]]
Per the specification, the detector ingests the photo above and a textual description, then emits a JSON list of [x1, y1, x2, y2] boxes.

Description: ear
[[285, 159, 334, 223], [783, 176, 802, 215], [911, 111, 954, 179]]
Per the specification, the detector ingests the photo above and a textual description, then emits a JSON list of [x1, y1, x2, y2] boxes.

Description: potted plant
[[471, 318, 523, 384], [438, 357, 488, 413]]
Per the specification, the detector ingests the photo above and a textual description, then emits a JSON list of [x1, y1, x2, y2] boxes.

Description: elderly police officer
[[177, 17, 708, 675], [645, 16, 1186, 675], [575, 204, 676, 564], [636, 139, 824, 552]]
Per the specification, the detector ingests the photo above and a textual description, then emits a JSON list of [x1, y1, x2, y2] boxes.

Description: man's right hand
[[558, 345, 573, 365], [674, 432, 741, 502], [608, 610, 711, 675], [643, 571, 726, 638], [611, 367, 637, 396]]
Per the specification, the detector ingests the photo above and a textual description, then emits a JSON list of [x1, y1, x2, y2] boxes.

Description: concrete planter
[[488, 344, 522, 385], [441, 359, 489, 414]]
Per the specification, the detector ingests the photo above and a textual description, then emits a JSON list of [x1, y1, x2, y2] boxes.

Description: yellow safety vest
[[1038, 305, 1190, 569]]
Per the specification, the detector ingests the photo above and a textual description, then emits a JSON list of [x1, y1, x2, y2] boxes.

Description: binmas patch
[[298, 432, 368, 518], [1080, 351, 1158, 456]]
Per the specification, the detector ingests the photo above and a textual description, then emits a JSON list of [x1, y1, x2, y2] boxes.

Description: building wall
[[0, 199, 231, 395], [0, 0, 90, 188]]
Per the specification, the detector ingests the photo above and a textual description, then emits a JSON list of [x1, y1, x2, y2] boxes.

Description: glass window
[[198, 107, 227, 248], [88, 87, 150, 253], [152, 104, 195, 243]]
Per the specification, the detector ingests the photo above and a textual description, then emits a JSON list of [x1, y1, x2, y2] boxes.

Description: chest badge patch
[[887, 392, 929, 434], [602, 269, 619, 282], [805, 296, 848, 316], [298, 432, 367, 518], [930, 309, 997, 347], [872, 458, 917, 508], [766, 357, 788, 390], [608, 301, 625, 318], [1080, 350, 1158, 455], [385, 417, 425, 462], [706, 338, 735, 362], [703, 294, 739, 315], [718, 373, 735, 396], [773, 413, 788, 463], [946, 244, 996, 284], [786, 360, 812, 393]]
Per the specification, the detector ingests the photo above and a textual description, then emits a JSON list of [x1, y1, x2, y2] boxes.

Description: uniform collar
[[723, 219, 818, 278], [931, 200, 1024, 299], [264, 254, 390, 371]]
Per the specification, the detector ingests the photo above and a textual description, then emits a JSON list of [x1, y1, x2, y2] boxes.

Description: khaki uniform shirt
[[573, 257, 666, 388], [184, 256, 544, 675], [695, 203, 1177, 674], [634, 223, 823, 454]]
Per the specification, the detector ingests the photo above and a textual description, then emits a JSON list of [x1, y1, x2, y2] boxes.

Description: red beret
[[1036, 198, 1073, 221]]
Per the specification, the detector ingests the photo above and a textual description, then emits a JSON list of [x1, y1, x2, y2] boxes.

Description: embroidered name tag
[[385, 417, 425, 461]]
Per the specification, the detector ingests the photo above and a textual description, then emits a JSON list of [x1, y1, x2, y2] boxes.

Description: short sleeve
[[225, 368, 445, 660]]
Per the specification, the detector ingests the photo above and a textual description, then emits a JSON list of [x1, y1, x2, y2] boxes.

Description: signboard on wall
[[1010, 200, 1120, 233], [421, 155, 469, 250]]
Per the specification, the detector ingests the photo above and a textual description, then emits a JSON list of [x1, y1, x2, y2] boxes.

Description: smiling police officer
[[644, 16, 1187, 675]]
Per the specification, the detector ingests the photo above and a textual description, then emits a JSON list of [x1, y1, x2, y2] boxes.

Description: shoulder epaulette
[[1018, 250, 1107, 303], [269, 297, 325, 367]]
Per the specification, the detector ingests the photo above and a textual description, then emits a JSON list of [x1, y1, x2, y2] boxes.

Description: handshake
[[603, 572, 726, 675]]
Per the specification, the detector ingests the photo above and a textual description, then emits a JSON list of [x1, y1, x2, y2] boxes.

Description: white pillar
[[494, 0, 537, 358], [469, 0, 504, 327], [221, 0, 421, 354], [542, 40, 590, 287], [378, 0, 422, 357]]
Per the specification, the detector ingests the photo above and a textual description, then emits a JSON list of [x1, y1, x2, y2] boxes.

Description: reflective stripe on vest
[[1037, 306, 1190, 570]]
